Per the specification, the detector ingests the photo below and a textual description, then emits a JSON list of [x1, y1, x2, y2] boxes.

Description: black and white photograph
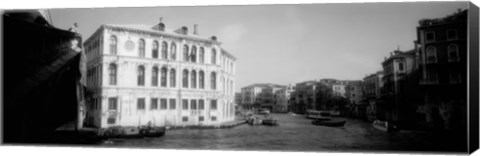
[[1, 0, 479, 155]]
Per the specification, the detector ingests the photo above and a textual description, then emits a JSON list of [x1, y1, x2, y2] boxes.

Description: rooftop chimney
[[193, 24, 199, 35], [211, 36, 217, 41], [181, 26, 188, 35], [158, 17, 165, 31]]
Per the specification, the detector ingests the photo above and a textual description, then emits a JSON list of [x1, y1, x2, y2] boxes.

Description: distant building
[[345, 81, 363, 105], [380, 48, 419, 126], [345, 80, 365, 118], [83, 18, 236, 128], [415, 9, 467, 130], [235, 92, 242, 106], [363, 71, 384, 121], [240, 83, 285, 111], [273, 86, 293, 113], [256, 84, 286, 112], [290, 81, 318, 114], [320, 79, 347, 97]]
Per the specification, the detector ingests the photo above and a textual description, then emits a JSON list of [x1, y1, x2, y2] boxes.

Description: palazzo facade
[[83, 19, 237, 128]]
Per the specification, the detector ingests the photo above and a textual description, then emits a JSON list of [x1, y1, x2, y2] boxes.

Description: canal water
[[100, 113, 465, 152]]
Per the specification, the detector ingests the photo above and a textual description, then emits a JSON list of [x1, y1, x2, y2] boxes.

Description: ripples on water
[[101, 113, 464, 152]]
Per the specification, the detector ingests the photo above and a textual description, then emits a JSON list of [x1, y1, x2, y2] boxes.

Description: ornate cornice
[[102, 24, 222, 46]]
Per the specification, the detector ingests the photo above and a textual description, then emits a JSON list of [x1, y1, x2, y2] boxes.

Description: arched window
[[448, 44, 459, 62], [211, 72, 216, 90], [199, 70, 205, 89], [137, 66, 145, 86], [152, 41, 159, 58], [211, 49, 217, 65], [161, 67, 168, 87], [191, 70, 197, 89], [182, 69, 189, 88], [170, 43, 177, 60], [152, 66, 158, 86], [108, 63, 117, 85], [138, 39, 145, 57], [426, 46, 436, 64], [162, 41, 168, 59], [199, 47, 205, 64], [191, 46, 197, 63], [109, 35, 117, 54], [183, 45, 189, 62], [170, 69, 176, 87]]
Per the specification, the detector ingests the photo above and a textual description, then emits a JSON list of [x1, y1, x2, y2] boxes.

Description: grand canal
[[100, 113, 465, 152]]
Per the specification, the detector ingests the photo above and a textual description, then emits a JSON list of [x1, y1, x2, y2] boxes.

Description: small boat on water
[[247, 117, 263, 125], [262, 118, 278, 126], [306, 110, 331, 121], [372, 120, 397, 132], [329, 111, 341, 117], [98, 126, 166, 139], [259, 109, 270, 115], [312, 119, 346, 127], [141, 127, 166, 137]]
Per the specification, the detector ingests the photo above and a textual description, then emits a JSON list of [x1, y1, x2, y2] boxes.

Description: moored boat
[[372, 120, 397, 132], [306, 110, 331, 121], [262, 118, 278, 126], [98, 126, 166, 139], [329, 111, 341, 117], [311, 119, 346, 127], [248, 117, 263, 125], [259, 109, 270, 115]]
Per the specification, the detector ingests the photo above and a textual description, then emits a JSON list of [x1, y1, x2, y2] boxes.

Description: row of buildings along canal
[[237, 9, 468, 133], [81, 9, 468, 135]]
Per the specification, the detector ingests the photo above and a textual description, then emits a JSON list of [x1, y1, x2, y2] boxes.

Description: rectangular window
[[447, 29, 457, 40], [182, 99, 189, 110], [398, 62, 404, 71], [150, 98, 158, 110], [107, 118, 116, 124], [191, 100, 197, 110], [210, 100, 217, 110], [182, 117, 188, 122], [426, 70, 439, 83], [137, 98, 146, 110], [211, 116, 217, 121], [108, 97, 117, 110], [160, 99, 168, 109], [425, 31, 435, 42], [169, 99, 176, 110], [449, 69, 462, 84], [199, 116, 205, 122], [199, 99, 205, 110]]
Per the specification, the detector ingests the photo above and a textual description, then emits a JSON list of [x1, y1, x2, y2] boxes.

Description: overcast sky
[[49, 2, 468, 92]]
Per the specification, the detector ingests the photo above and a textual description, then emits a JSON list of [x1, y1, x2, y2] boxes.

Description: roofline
[[242, 83, 286, 89], [102, 24, 223, 45], [221, 48, 237, 61], [84, 26, 104, 45]]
